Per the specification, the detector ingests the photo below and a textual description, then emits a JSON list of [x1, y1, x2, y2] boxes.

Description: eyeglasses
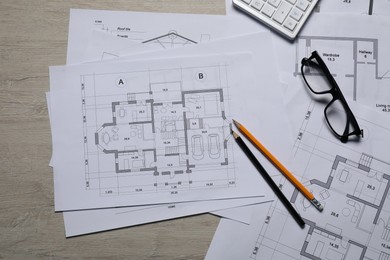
[[301, 51, 363, 143]]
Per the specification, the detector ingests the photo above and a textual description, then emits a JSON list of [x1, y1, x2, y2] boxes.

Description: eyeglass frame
[[301, 50, 363, 142]]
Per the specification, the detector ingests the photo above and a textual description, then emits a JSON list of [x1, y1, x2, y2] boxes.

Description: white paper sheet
[[316, 0, 390, 16], [206, 78, 390, 260], [273, 13, 390, 118], [64, 197, 265, 237], [373, 0, 390, 15], [82, 30, 160, 63], [50, 53, 282, 211], [206, 8, 390, 260], [51, 31, 292, 235], [67, 8, 266, 64], [48, 90, 264, 233], [210, 203, 261, 225], [206, 203, 271, 260]]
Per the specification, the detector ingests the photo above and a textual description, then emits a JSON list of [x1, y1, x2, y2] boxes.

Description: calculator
[[232, 0, 319, 40]]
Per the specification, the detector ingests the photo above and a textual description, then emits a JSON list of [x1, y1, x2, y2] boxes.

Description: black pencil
[[232, 130, 305, 228]]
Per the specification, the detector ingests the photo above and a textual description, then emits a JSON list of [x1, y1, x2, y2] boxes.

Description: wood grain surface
[[0, 1, 225, 259]]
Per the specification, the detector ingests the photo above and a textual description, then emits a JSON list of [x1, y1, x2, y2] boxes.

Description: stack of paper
[[48, 3, 390, 259], [48, 9, 293, 238], [206, 2, 390, 260]]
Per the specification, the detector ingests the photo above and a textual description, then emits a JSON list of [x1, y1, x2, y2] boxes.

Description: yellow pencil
[[233, 119, 323, 212]]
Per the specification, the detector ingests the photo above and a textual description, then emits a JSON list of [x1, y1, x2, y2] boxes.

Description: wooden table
[[0, 1, 225, 258]]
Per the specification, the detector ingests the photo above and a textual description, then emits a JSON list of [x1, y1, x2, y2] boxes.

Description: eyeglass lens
[[325, 99, 351, 137], [302, 59, 333, 93]]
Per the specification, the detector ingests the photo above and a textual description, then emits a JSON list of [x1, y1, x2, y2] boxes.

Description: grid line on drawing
[[294, 36, 390, 115], [81, 76, 89, 188], [80, 64, 236, 196], [250, 99, 390, 260], [251, 199, 300, 259]]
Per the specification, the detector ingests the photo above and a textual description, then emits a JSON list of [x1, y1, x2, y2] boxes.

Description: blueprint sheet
[[50, 53, 283, 211], [67, 8, 266, 64], [205, 8, 390, 260], [51, 7, 282, 235], [49, 17, 272, 233], [206, 80, 390, 260], [315, 0, 390, 16], [47, 94, 267, 236], [56, 31, 287, 236], [274, 13, 390, 118]]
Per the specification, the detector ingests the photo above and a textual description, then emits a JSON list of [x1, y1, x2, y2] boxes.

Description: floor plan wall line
[[80, 64, 237, 197], [247, 100, 390, 260]]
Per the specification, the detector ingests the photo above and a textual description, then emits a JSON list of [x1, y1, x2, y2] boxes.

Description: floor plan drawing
[[295, 154, 390, 260], [81, 64, 236, 196], [294, 36, 390, 113], [314, 0, 390, 16], [248, 101, 390, 260]]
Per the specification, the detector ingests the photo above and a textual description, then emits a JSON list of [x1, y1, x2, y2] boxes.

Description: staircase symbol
[[379, 251, 390, 260], [359, 153, 373, 168], [165, 146, 179, 155]]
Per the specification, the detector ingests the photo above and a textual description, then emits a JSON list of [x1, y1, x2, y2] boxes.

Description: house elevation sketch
[[142, 30, 210, 49], [293, 36, 390, 114], [95, 19, 208, 49], [248, 101, 390, 260], [67, 8, 266, 64], [81, 65, 235, 196]]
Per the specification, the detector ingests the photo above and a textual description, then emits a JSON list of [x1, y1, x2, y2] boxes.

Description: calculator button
[[251, 0, 264, 11], [296, 0, 309, 11], [273, 2, 292, 24], [232, 0, 319, 40], [284, 17, 297, 31], [262, 4, 275, 17], [268, 0, 281, 8], [290, 8, 303, 21]]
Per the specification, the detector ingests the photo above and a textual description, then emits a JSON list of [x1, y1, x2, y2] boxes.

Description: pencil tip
[[231, 130, 239, 139], [300, 219, 306, 228], [232, 119, 240, 127], [310, 198, 324, 212]]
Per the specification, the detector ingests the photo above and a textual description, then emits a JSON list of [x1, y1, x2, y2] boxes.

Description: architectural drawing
[[80, 64, 236, 196], [94, 19, 209, 49], [249, 102, 390, 260], [142, 30, 206, 49], [315, 0, 390, 15], [296, 154, 390, 260], [294, 36, 390, 113]]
